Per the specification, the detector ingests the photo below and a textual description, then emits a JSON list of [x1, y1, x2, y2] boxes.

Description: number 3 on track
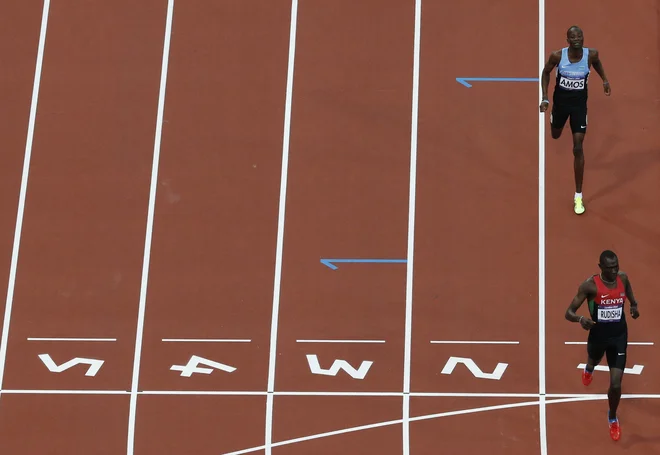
[[306, 354, 373, 380]]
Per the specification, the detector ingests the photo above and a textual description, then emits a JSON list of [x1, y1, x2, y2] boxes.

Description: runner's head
[[598, 250, 619, 282], [566, 25, 584, 50]]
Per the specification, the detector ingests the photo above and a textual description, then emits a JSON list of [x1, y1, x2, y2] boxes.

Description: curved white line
[[222, 395, 608, 455]]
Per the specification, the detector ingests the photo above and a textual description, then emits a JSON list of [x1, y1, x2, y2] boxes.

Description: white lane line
[[161, 338, 251, 343], [222, 395, 613, 455], [264, 1, 298, 454], [402, 1, 422, 454], [0, 0, 51, 396], [537, 0, 547, 452], [1, 389, 660, 399], [224, 401, 542, 455], [272, 391, 539, 398], [565, 341, 654, 346], [126, 1, 174, 454], [296, 339, 385, 344], [140, 390, 266, 396], [430, 340, 519, 345], [27, 337, 116, 342], [2, 389, 129, 395]]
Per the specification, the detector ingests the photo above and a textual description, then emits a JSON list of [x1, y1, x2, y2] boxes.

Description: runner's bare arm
[[539, 51, 561, 109], [565, 279, 597, 328], [620, 272, 640, 318], [589, 49, 611, 95]]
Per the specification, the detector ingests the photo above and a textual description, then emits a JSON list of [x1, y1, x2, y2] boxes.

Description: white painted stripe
[[1, 389, 660, 400], [27, 337, 116, 342], [224, 395, 626, 455], [402, 1, 422, 454], [565, 341, 653, 346], [264, 2, 298, 453], [0, 0, 51, 395], [296, 339, 385, 344], [126, 1, 174, 454], [537, 0, 547, 452], [140, 390, 265, 396], [161, 338, 251, 343], [547, 393, 660, 399], [274, 391, 397, 396], [134, 391, 542, 398], [2, 389, 129, 395], [273, 391, 538, 398], [430, 340, 519, 345]]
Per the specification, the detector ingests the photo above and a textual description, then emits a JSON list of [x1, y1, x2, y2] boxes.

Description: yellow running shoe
[[574, 195, 585, 214]]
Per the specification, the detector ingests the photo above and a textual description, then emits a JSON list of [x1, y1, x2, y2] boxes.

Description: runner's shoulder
[[617, 270, 630, 282], [549, 49, 562, 61], [580, 275, 597, 294]]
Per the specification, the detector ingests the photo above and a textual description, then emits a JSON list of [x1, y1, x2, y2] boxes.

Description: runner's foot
[[608, 414, 621, 441]]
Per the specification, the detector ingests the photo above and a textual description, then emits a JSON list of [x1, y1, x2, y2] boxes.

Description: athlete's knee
[[573, 144, 583, 157], [572, 137, 584, 157], [610, 370, 624, 389]]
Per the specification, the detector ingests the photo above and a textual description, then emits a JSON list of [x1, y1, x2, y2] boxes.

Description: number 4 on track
[[170, 355, 237, 377]]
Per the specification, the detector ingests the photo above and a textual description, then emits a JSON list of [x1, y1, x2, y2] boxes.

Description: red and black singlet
[[587, 274, 627, 338]]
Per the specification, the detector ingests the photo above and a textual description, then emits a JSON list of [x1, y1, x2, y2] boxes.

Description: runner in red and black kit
[[565, 250, 640, 442]]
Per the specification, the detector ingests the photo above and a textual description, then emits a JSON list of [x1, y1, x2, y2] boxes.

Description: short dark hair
[[567, 25, 582, 36], [599, 249, 618, 264]]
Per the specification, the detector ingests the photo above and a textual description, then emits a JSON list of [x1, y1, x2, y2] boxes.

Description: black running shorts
[[550, 101, 588, 134], [587, 330, 628, 371]]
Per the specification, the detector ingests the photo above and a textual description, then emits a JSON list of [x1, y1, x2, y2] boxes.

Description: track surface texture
[[0, 0, 658, 454]]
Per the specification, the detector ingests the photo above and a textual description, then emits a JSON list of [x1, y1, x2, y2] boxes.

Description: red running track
[[0, 0, 658, 454]]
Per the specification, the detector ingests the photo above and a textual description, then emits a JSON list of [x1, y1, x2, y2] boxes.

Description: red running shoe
[[582, 368, 593, 386], [609, 417, 621, 441]]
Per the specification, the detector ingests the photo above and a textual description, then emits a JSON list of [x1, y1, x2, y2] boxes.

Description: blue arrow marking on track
[[320, 258, 407, 270], [456, 77, 538, 88]]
